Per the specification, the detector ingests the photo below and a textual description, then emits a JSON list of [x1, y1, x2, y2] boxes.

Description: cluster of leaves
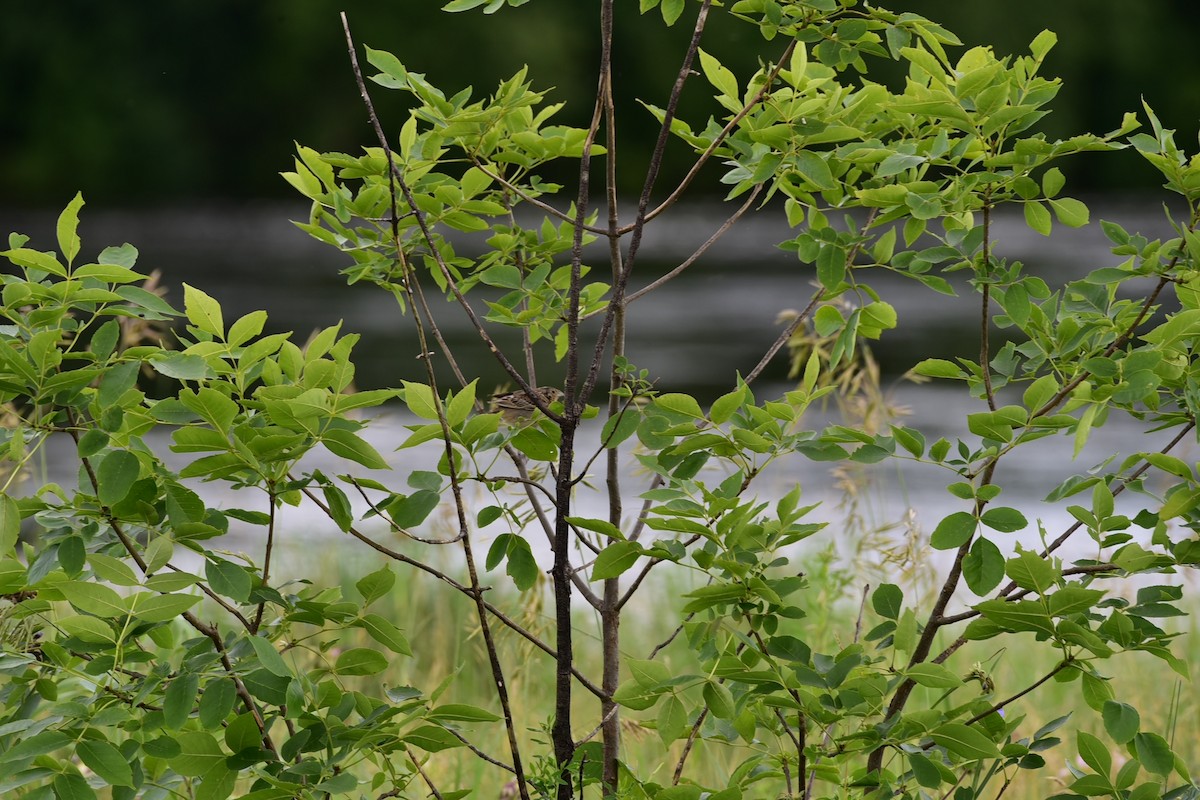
[[4, 2, 1200, 800]]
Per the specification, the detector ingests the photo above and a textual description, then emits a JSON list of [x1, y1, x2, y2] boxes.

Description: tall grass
[[263, 531, 1198, 799]]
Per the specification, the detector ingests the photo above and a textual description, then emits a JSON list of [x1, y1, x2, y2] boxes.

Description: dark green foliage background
[[5, 0, 1200, 204]]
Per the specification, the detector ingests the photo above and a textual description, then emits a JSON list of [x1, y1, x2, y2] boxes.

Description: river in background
[[4, 196, 1178, 394], [4, 199, 1197, 594]]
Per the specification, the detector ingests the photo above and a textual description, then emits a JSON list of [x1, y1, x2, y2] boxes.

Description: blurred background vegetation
[[5, 0, 1200, 207]]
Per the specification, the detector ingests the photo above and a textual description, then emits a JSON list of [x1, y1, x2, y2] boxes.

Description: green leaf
[[335, 648, 389, 676], [912, 358, 965, 379], [164, 672, 199, 729], [52, 773, 97, 800], [98, 243, 138, 268], [402, 381, 440, 420], [360, 613, 412, 655], [76, 738, 134, 787], [2, 247, 67, 277], [404, 725, 465, 752], [709, 387, 747, 424], [593, 541, 643, 580], [247, 634, 292, 678], [567, 516, 624, 541], [930, 722, 1001, 760], [906, 663, 961, 690], [0, 493, 21, 554], [57, 191, 85, 266], [0, 557, 24, 594], [169, 731, 225, 777], [206, 558, 252, 602], [980, 507, 1027, 532], [1023, 374, 1060, 412], [703, 681, 735, 720], [658, 694, 688, 744], [59, 614, 115, 644], [323, 482, 353, 531], [1049, 585, 1103, 617], [963, 537, 1005, 595], [73, 263, 147, 284], [386, 490, 441, 528], [356, 565, 395, 605], [442, 0, 490, 11], [975, 599, 1056, 636], [629, 658, 671, 688], [1134, 732, 1174, 776], [1077, 730, 1111, 777], [446, 380, 478, 427], [930, 511, 976, 550], [97, 449, 140, 506], [60, 581, 126, 618], [601, 406, 640, 447], [1041, 167, 1065, 198], [196, 761, 236, 800], [1030, 29, 1057, 60], [793, 151, 837, 191], [427, 703, 501, 723], [1005, 550, 1056, 593], [223, 712, 262, 754], [1071, 774, 1116, 796], [151, 352, 210, 380], [1050, 197, 1089, 227], [872, 583, 903, 619], [697, 49, 738, 99], [322, 428, 389, 469], [655, 393, 704, 419], [1024, 200, 1052, 236], [198, 679, 238, 729], [226, 310, 268, 347], [184, 283, 224, 337], [510, 427, 558, 461], [1102, 701, 1140, 744], [59, 535, 86, 575], [968, 406, 1027, 442], [908, 751, 943, 788], [660, 0, 684, 25], [131, 592, 202, 622]]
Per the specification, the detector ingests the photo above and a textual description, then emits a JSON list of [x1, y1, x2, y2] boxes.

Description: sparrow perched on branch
[[489, 386, 564, 424]]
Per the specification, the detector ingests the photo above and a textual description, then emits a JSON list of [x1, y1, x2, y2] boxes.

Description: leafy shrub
[[3, 3, 1200, 800]]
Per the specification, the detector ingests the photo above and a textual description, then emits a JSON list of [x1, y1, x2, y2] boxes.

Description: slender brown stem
[[250, 483, 277, 633], [672, 707, 710, 784], [980, 203, 996, 411], [635, 38, 796, 229], [623, 185, 763, 306], [746, 289, 825, 384], [307, 481, 607, 698], [341, 18, 532, 798], [577, 0, 714, 407], [407, 747, 446, 800], [962, 659, 1072, 727], [939, 418, 1195, 627], [340, 17, 556, 425]]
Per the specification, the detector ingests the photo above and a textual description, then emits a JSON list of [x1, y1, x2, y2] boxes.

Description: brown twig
[[962, 659, 1073, 727], [622, 185, 763, 306], [340, 18, 535, 798]]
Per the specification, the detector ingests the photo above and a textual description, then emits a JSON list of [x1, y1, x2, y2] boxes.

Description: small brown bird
[[490, 386, 564, 424]]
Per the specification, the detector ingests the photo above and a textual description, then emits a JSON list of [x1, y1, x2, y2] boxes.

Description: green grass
[[263, 538, 1199, 799]]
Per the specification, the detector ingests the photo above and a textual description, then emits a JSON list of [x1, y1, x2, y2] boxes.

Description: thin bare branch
[[963, 659, 1073, 726], [746, 288, 825, 384], [624, 185, 763, 306], [633, 38, 797, 230]]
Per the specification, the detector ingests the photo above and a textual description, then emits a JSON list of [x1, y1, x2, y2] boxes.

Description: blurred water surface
[[7, 200, 1194, 577]]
